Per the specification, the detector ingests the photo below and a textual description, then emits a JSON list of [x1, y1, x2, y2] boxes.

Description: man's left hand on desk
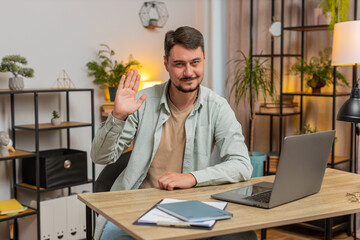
[[158, 172, 197, 191]]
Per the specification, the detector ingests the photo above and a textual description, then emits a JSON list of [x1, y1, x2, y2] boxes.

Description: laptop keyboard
[[244, 191, 272, 203]]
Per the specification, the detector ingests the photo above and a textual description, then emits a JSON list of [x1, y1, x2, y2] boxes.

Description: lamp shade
[[332, 21, 360, 66]]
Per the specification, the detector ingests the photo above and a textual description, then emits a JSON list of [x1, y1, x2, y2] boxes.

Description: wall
[[0, 0, 202, 238]]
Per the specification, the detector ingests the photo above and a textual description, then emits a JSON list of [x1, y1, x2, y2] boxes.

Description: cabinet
[[0, 88, 94, 240]]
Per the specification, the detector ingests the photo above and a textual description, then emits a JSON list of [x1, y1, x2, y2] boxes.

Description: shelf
[[0, 207, 37, 222], [328, 156, 351, 165], [14, 121, 92, 131], [0, 88, 93, 95], [283, 91, 351, 97], [252, 54, 301, 58], [16, 179, 93, 192], [256, 111, 301, 117], [0, 150, 35, 161], [283, 25, 329, 31]]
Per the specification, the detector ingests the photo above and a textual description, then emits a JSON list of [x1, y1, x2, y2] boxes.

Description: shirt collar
[[160, 80, 203, 112]]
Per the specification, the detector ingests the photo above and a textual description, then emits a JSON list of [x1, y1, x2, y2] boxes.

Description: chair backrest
[[94, 150, 132, 192]]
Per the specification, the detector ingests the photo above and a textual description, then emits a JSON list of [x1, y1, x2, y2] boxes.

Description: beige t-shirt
[[139, 97, 194, 189]]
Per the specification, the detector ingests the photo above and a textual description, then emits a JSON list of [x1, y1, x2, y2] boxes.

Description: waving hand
[[112, 70, 147, 120]]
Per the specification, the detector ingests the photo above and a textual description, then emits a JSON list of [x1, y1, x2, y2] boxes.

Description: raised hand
[[112, 70, 147, 120]]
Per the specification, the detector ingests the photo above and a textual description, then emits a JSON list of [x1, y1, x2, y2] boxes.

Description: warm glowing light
[[140, 74, 150, 81], [139, 80, 162, 90]]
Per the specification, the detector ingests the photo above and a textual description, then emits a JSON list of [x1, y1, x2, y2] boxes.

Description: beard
[[170, 76, 202, 93]]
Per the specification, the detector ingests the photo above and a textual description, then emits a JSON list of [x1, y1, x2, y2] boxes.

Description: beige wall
[[0, 0, 202, 238]]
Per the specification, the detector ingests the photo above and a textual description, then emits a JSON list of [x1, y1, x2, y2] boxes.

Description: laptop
[[211, 130, 335, 209]]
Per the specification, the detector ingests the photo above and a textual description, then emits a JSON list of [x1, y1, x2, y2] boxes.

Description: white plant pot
[[51, 118, 61, 126], [9, 77, 24, 90]]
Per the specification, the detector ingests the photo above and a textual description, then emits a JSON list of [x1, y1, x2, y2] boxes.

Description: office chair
[[94, 150, 132, 193]]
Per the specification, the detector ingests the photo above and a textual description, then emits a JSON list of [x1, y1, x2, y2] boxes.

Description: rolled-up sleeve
[[90, 113, 133, 165]]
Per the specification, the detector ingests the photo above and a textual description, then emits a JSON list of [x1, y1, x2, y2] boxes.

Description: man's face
[[164, 44, 205, 93]]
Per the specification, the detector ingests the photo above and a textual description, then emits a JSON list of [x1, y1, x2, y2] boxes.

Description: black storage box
[[22, 149, 88, 188]]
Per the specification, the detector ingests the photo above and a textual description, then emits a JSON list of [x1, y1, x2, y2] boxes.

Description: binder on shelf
[[0, 199, 26, 215]]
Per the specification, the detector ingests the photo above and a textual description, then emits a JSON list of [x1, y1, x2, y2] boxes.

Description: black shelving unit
[[248, 0, 358, 239], [0, 88, 95, 240], [248, 0, 355, 170]]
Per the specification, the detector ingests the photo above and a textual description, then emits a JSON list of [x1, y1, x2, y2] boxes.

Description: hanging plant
[[321, 0, 350, 30]]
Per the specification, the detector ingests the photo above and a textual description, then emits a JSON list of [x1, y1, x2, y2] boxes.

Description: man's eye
[[192, 61, 200, 65], [175, 63, 184, 66]]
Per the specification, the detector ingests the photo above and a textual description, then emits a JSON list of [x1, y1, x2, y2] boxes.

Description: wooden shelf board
[[328, 156, 350, 164], [14, 121, 91, 130], [256, 111, 301, 116], [16, 179, 93, 192], [283, 91, 350, 97], [17, 183, 45, 191], [0, 150, 34, 160], [0, 88, 93, 94], [0, 207, 37, 221], [283, 25, 329, 31], [252, 54, 301, 58]]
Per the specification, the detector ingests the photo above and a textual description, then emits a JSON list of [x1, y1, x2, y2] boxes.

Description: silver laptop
[[211, 130, 335, 209]]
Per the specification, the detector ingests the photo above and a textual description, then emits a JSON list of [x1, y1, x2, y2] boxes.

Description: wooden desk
[[78, 168, 360, 240]]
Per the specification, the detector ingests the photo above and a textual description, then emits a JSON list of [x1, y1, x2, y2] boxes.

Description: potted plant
[[289, 48, 349, 93], [228, 49, 274, 177], [51, 110, 61, 126], [295, 124, 318, 135], [148, 18, 158, 27], [321, 0, 350, 30], [0, 55, 34, 90], [86, 44, 141, 102]]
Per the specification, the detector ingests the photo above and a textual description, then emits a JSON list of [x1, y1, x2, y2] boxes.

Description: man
[[91, 26, 255, 240]]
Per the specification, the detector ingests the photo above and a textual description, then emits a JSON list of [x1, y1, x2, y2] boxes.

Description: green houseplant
[[321, 0, 350, 30], [289, 48, 349, 93], [228, 49, 273, 157], [51, 110, 61, 126], [86, 44, 141, 101], [0, 55, 34, 90]]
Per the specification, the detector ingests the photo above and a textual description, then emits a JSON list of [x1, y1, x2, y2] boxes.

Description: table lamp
[[332, 20, 360, 239]]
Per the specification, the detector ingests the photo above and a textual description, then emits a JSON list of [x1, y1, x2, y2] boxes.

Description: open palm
[[113, 70, 147, 120]]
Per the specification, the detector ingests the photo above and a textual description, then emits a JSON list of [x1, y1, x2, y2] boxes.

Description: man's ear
[[203, 51, 206, 60], [164, 56, 169, 72]]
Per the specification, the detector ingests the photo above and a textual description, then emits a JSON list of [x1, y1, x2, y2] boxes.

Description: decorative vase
[[9, 77, 24, 90], [307, 75, 326, 94], [108, 87, 118, 102], [51, 118, 61, 126]]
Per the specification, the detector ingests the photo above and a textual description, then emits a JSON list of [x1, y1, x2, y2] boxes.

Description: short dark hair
[[164, 26, 204, 60]]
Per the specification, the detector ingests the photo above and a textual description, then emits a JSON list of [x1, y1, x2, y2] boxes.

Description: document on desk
[[134, 198, 228, 229]]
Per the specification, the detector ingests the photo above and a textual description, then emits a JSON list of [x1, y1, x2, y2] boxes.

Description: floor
[[255, 225, 357, 240]]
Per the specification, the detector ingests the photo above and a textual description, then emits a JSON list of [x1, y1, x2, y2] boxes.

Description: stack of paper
[[135, 198, 230, 229], [0, 199, 26, 215]]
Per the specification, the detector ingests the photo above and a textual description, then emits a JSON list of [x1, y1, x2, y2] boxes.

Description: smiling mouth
[[180, 76, 198, 82]]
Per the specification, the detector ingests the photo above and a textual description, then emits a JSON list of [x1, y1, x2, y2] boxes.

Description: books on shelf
[[259, 99, 299, 114], [0, 198, 26, 215], [101, 101, 114, 119], [266, 153, 279, 174]]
